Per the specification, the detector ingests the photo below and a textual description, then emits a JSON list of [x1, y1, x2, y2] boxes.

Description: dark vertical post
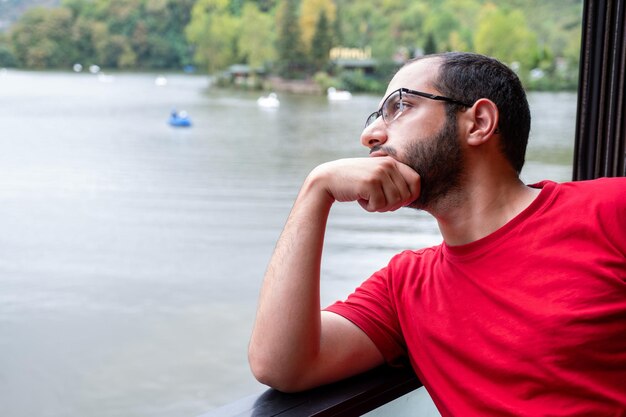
[[574, 0, 626, 180]]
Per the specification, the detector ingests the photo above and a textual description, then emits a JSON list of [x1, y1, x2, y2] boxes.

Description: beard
[[403, 111, 464, 210]]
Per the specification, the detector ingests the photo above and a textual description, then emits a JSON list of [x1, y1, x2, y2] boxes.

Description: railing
[[198, 366, 422, 417]]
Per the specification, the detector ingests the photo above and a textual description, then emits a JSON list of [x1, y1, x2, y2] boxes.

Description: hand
[[309, 157, 421, 212]]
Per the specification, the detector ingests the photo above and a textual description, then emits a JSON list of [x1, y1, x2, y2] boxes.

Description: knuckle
[[363, 176, 381, 188]]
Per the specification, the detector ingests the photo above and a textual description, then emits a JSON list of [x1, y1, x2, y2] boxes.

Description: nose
[[360, 118, 388, 149]]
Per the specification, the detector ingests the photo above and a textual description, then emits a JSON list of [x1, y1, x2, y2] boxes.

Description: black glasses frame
[[365, 87, 474, 128]]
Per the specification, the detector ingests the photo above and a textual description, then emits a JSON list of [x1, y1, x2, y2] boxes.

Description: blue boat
[[168, 110, 192, 127]]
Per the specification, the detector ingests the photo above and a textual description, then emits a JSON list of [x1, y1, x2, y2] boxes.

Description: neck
[[428, 174, 540, 246]]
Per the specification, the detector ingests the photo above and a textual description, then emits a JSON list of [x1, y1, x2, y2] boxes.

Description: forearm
[[248, 175, 334, 387], [248, 158, 420, 391]]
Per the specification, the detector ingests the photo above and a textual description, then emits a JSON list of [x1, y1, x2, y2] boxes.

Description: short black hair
[[408, 52, 531, 174]]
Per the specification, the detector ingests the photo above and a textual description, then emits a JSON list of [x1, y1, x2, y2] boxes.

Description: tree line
[[0, 0, 582, 91]]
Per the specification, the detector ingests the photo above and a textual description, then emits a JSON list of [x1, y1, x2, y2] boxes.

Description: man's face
[[361, 59, 464, 210]]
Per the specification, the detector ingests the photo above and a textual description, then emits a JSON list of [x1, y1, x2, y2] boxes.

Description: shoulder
[[533, 177, 626, 190], [384, 246, 443, 286], [353, 246, 442, 292], [565, 178, 626, 207], [542, 178, 626, 234], [388, 246, 442, 266], [562, 177, 626, 191], [534, 178, 626, 205]]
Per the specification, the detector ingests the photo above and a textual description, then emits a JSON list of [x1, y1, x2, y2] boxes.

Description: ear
[[464, 98, 499, 147]]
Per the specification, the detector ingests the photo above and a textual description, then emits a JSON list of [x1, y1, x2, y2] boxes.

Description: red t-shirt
[[326, 179, 626, 416]]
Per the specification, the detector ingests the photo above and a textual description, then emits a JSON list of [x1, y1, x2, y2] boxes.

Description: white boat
[[257, 92, 280, 108], [327, 87, 352, 101]]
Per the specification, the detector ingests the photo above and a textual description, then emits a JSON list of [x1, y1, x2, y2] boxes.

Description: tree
[[71, 16, 98, 65], [423, 6, 460, 52], [97, 34, 136, 68], [310, 10, 332, 71], [253, 0, 277, 13], [474, 4, 539, 72], [185, 0, 240, 73], [10, 7, 78, 68], [0, 32, 17, 66], [238, 3, 276, 69], [62, 0, 97, 19], [95, 0, 143, 36], [393, 1, 428, 54], [275, 0, 307, 77], [332, 0, 343, 47], [139, 0, 194, 68], [299, 0, 336, 52], [424, 32, 437, 54], [447, 30, 470, 52]]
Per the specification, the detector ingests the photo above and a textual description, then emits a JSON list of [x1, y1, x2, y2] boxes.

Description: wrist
[[302, 167, 336, 208]]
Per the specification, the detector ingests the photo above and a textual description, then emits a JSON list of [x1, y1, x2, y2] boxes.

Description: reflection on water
[[0, 71, 576, 417]]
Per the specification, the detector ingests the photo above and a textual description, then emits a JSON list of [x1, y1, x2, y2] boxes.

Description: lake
[[0, 70, 576, 417]]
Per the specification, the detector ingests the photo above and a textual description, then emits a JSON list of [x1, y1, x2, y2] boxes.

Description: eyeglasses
[[365, 87, 473, 128]]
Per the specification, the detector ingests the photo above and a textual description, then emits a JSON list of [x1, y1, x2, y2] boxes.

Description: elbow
[[248, 348, 310, 393]]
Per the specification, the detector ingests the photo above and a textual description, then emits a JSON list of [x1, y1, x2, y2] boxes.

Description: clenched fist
[[307, 157, 421, 212]]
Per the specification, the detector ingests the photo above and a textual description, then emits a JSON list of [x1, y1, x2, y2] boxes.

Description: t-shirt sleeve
[[324, 262, 407, 365]]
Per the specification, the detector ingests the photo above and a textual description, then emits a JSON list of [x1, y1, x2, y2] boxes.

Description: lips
[[369, 145, 388, 157], [369, 150, 388, 157]]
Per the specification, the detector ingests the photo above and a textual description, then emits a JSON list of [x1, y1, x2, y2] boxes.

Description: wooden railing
[[197, 366, 421, 417]]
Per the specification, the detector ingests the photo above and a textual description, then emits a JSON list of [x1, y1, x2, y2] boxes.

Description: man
[[248, 52, 626, 416]]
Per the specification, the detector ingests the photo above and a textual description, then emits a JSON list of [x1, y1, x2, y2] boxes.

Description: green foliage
[[275, 0, 307, 78], [423, 33, 437, 55], [311, 10, 332, 71], [3, 0, 582, 91], [186, 0, 240, 73], [0, 32, 16, 67], [11, 7, 77, 68], [313, 70, 337, 90], [300, 0, 336, 52], [475, 5, 539, 71], [8, 0, 192, 70], [339, 69, 385, 93], [253, 0, 277, 13], [237, 3, 276, 69]]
